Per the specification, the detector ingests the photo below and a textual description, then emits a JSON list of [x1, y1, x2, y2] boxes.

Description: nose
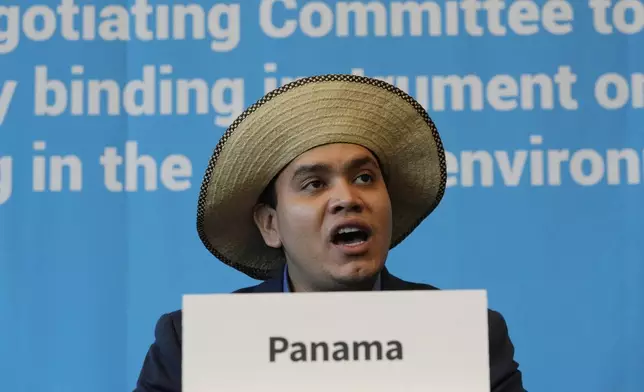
[[328, 180, 364, 214]]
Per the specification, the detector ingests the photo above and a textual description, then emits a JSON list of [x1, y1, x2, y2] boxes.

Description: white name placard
[[183, 290, 490, 392]]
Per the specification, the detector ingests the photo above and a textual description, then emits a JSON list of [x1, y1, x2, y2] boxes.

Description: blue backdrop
[[1, 0, 643, 391]]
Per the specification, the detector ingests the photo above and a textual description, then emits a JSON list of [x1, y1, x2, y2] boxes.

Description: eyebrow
[[291, 156, 380, 180]]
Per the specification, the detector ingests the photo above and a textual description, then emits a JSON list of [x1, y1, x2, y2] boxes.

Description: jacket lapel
[[382, 268, 439, 291], [380, 268, 412, 290], [250, 275, 284, 293]]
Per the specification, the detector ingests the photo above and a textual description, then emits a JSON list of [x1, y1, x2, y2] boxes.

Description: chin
[[333, 258, 384, 284]]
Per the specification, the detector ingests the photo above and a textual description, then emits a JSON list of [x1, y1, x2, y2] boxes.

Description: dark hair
[[258, 176, 278, 208]]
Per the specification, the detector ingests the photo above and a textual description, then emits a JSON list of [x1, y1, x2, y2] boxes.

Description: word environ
[[269, 336, 403, 362]]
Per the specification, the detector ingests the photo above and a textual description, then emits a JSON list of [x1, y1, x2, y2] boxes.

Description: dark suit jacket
[[134, 269, 525, 391]]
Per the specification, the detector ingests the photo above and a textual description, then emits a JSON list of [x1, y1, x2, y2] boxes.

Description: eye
[[355, 173, 373, 184], [303, 179, 324, 190]]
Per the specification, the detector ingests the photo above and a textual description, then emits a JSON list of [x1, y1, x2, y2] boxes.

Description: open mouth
[[331, 226, 371, 246]]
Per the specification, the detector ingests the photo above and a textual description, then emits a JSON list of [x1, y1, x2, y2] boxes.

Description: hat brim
[[196, 75, 447, 280]]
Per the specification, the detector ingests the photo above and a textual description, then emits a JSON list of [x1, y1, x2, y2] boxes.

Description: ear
[[252, 203, 282, 249]]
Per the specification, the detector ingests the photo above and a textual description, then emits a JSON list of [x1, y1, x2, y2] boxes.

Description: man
[[134, 75, 525, 391]]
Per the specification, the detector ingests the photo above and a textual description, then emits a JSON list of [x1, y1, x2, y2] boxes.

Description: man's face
[[253, 143, 392, 291]]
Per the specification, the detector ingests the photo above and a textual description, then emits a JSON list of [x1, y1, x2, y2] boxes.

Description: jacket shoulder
[[233, 285, 261, 293], [165, 309, 182, 336], [487, 309, 525, 391], [133, 311, 183, 391]]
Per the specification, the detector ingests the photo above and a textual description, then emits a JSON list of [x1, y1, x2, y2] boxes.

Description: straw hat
[[196, 74, 447, 280]]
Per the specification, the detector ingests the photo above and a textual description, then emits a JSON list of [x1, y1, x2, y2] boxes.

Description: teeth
[[338, 227, 361, 234]]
